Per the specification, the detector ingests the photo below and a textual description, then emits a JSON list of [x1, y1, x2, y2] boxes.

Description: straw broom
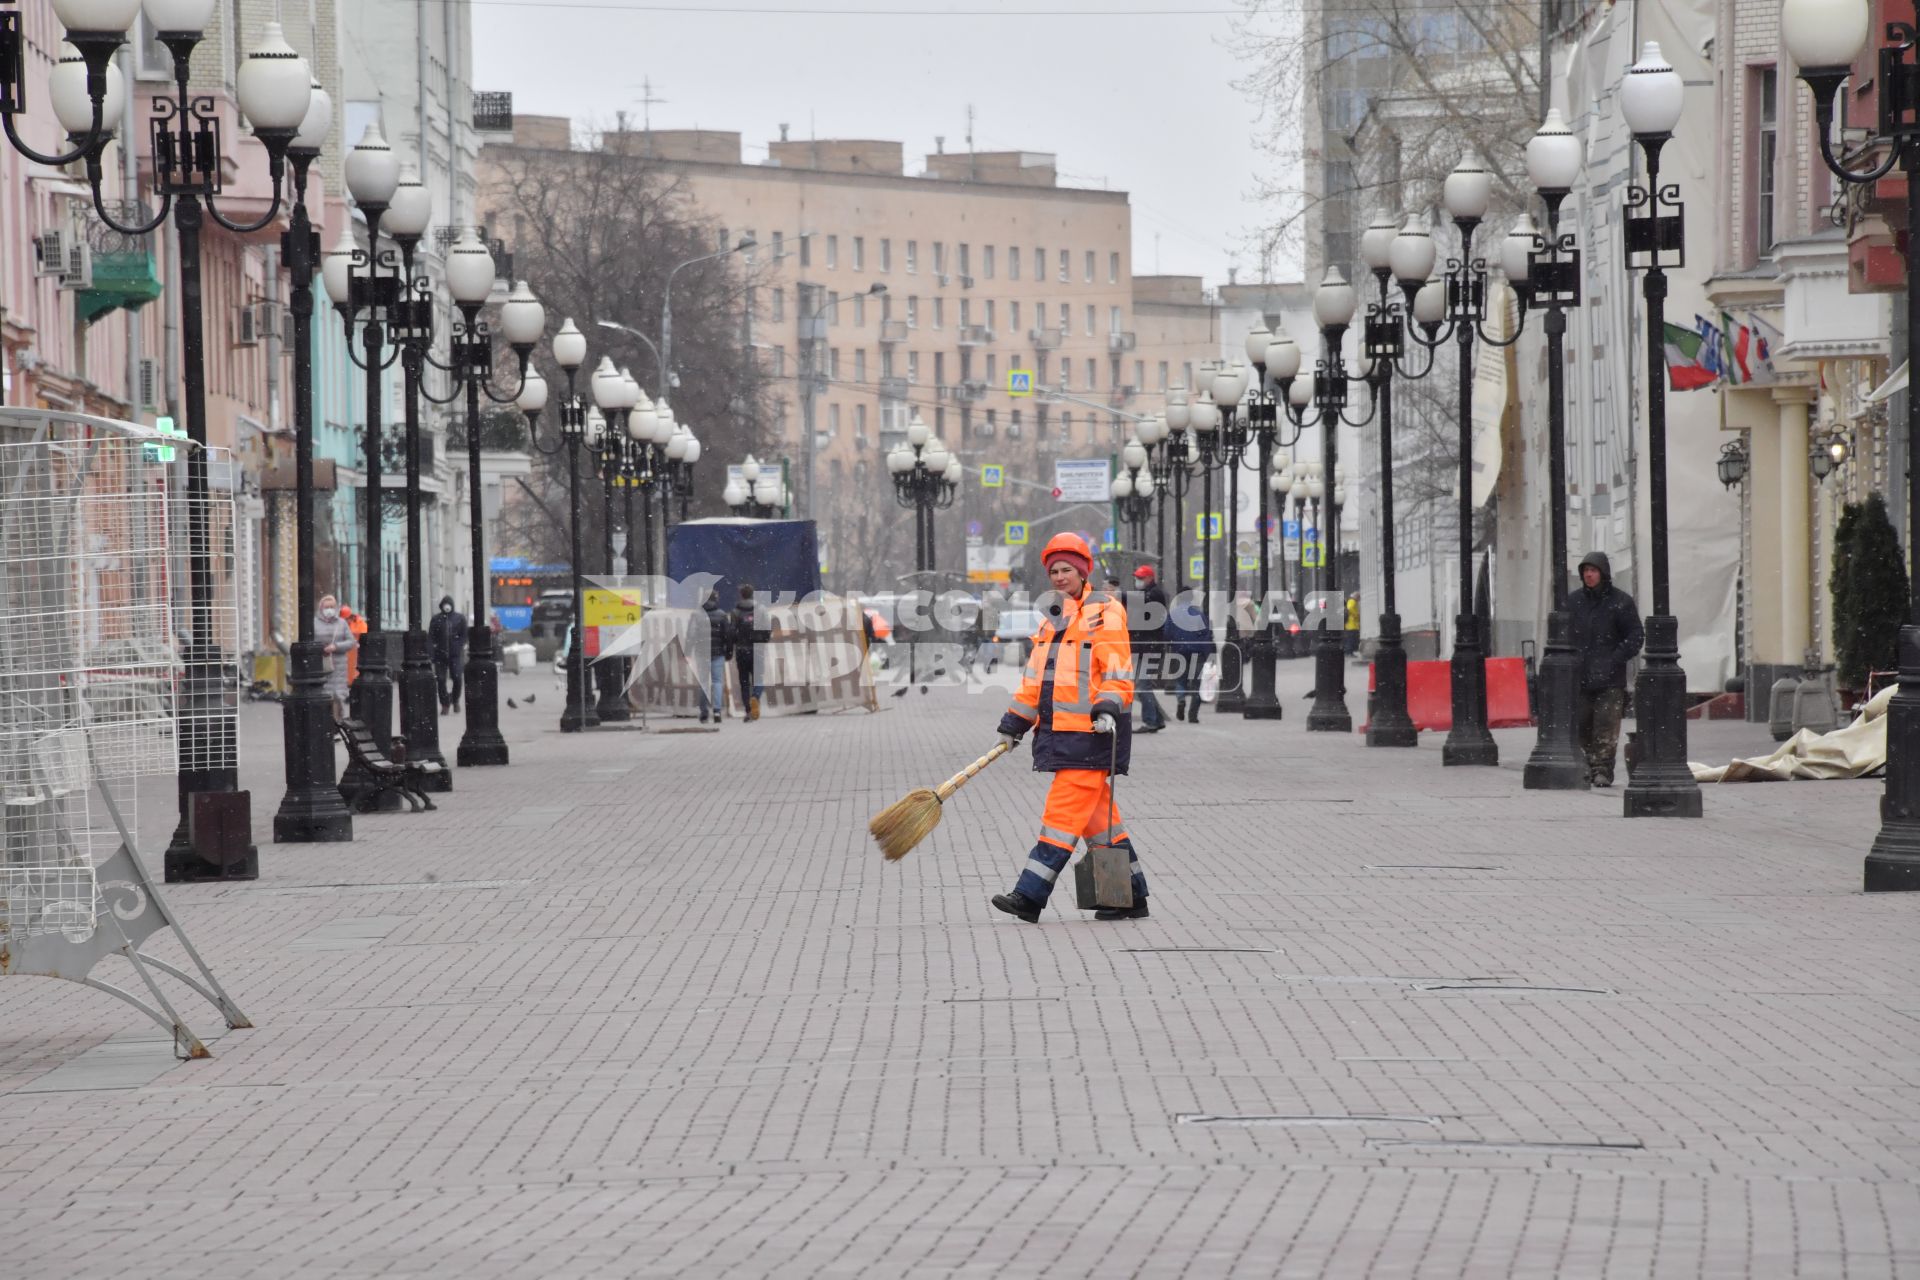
[[870, 740, 1014, 861]]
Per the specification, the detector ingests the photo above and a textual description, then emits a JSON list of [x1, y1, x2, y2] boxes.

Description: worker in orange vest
[[339, 603, 368, 685], [990, 533, 1149, 922]]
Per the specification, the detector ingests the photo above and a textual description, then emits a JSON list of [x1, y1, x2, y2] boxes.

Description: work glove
[[1091, 710, 1116, 735], [998, 731, 1022, 750]]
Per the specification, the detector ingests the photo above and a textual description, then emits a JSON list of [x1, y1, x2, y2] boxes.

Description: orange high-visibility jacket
[[1003, 584, 1134, 737]]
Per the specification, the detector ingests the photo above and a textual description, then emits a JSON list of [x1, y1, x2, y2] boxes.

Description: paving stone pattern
[[1, 663, 1917, 1277]]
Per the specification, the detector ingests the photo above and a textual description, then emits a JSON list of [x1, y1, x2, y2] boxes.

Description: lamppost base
[[1522, 611, 1589, 790], [274, 639, 355, 843], [1865, 625, 1920, 889], [1442, 619, 1498, 766], [594, 659, 631, 722], [1622, 614, 1702, 818], [341, 639, 402, 810], [165, 643, 257, 878], [1306, 626, 1352, 732], [457, 627, 510, 766], [1241, 626, 1283, 720], [399, 629, 451, 793], [1365, 614, 1417, 748], [1216, 641, 1247, 715], [559, 652, 596, 733]]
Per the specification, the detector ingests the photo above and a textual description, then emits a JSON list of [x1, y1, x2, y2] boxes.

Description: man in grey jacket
[[315, 593, 357, 722]]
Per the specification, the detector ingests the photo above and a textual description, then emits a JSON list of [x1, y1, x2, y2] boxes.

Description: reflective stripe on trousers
[[1015, 767, 1148, 906]]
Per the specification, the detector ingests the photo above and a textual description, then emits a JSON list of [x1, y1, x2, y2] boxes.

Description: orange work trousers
[[1036, 768, 1128, 851]]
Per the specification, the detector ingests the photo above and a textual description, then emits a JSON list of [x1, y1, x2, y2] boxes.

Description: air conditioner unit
[[234, 303, 261, 347], [33, 229, 70, 278], [937, 274, 950, 287], [977, 422, 995, 438], [56, 242, 92, 290], [1006, 423, 1022, 439], [135, 357, 160, 410], [959, 275, 975, 289]]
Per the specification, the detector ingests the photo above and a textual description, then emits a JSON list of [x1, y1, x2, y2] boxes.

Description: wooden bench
[[334, 719, 440, 813]]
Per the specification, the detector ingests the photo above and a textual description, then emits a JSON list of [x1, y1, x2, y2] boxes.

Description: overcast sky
[[471, 0, 1294, 286]]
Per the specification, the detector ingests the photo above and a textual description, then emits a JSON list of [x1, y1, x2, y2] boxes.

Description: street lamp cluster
[[725, 454, 788, 518], [887, 412, 960, 574]]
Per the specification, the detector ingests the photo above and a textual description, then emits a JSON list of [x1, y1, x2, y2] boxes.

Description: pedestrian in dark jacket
[[428, 594, 467, 714], [1166, 588, 1214, 722], [733, 582, 763, 722], [699, 590, 732, 724], [1567, 551, 1644, 786], [1126, 564, 1169, 731]]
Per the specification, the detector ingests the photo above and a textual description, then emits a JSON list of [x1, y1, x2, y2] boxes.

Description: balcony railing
[[957, 325, 993, 347], [878, 376, 909, 399], [879, 320, 909, 344], [1029, 327, 1064, 350], [957, 380, 990, 403], [1107, 331, 1137, 352]]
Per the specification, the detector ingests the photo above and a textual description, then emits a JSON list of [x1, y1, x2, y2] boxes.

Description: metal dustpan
[[1073, 728, 1133, 910]]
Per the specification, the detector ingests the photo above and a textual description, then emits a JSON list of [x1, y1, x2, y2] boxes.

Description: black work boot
[[991, 891, 1043, 923], [1094, 901, 1150, 921]]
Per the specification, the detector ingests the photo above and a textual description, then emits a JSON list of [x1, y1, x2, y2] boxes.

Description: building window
[[1183, 362, 1193, 389], [1086, 357, 1097, 388], [882, 348, 895, 377], [881, 238, 892, 272], [853, 294, 866, 327], [856, 403, 867, 436], [933, 242, 946, 276], [773, 231, 785, 261], [985, 300, 995, 330], [1063, 411, 1073, 438], [984, 245, 996, 279], [1035, 301, 1047, 331], [907, 240, 918, 273], [829, 348, 841, 379], [772, 288, 785, 322], [772, 346, 786, 377], [1133, 360, 1144, 388], [958, 243, 970, 277], [853, 236, 865, 270], [960, 298, 971, 327], [744, 230, 757, 263], [799, 234, 811, 267], [1109, 306, 1122, 333], [1010, 301, 1021, 333], [935, 407, 946, 435], [1011, 408, 1023, 436], [855, 348, 867, 382], [829, 403, 841, 436], [908, 351, 920, 383], [1036, 247, 1046, 281], [1085, 304, 1095, 335], [906, 296, 918, 327], [1755, 66, 1779, 257], [1109, 252, 1120, 284], [826, 235, 838, 268], [987, 353, 997, 384], [1084, 250, 1095, 282], [1009, 247, 1021, 281], [933, 297, 945, 329], [1059, 249, 1069, 282], [826, 290, 839, 323], [1158, 360, 1168, 391], [1061, 362, 1071, 390], [985, 409, 997, 435], [934, 352, 945, 386]]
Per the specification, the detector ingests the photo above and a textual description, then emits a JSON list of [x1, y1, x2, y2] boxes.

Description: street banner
[[1053, 458, 1110, 502]]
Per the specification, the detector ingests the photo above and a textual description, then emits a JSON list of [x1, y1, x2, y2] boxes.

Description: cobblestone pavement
[[2, 659, 1918, 1278]]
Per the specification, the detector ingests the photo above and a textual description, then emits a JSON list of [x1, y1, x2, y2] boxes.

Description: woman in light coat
[[315, 593, 357, 721]]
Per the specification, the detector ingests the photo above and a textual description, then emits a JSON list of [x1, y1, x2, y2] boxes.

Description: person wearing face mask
[[428, 594, 468, 715], [315, 593, 357, 722]]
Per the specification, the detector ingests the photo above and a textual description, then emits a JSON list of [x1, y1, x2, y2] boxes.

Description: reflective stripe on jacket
[[997, 585, 1134, 774]]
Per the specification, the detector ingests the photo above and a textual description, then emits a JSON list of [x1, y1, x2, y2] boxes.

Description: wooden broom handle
[[935, 740, 1013, 802]]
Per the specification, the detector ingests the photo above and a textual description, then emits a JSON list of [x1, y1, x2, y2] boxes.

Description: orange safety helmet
[[1042, 531, 1094, 581]]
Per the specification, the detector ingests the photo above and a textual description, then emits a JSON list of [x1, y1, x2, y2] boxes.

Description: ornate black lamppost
[[1616, 43, 1703, 818], [726, 454, 789, 518], [1227, 324, 1301, 719], [535, 319, 599, 733], [1202, 361, 1253, 713], [886, 412, 959, 573], [1156, 391, 1201, 594], [1399, 156, 1534, 766], [665, 422, 702, 522], [1510, 112, 1590, 789], [1787, 2, 1920, 877], [1270, 271, 1381, 732], [1113, 436, 1156, 551], [7, 4, 312, 876], [588, 359, 640, 723]]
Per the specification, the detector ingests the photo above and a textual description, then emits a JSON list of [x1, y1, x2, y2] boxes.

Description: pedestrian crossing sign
[[981, 464, 1005, 488], [143, 415, 187, 464], [1008, 368, 1033, 397], [1005, 521, 1029, 546], [1196, 512, 1221, 540], [1189, 554, 1204, 581]]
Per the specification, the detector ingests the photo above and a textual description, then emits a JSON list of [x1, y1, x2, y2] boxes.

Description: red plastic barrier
[[1366, 656, 1533, 731]]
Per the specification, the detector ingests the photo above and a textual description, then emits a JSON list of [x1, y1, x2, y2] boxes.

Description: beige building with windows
[[480, 120, 1218, 587]]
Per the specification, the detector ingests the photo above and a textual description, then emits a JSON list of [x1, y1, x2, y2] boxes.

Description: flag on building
[[1664, 322, 1719, 391], [1720, 310, 1780, 386]]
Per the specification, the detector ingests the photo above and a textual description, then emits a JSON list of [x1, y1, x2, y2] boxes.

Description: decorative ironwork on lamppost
[[1150, 397, 1201, 595], [1205, 360, 1253, 713], [1788, 0, 1920, 882], [1617, 42, 1704, 818], [1398, 154, 1535, 766], [534, 319, 599, 733], [665, 422, 702, 523], [1512, 110, 1591, 789], [1184, 378, 1224, 672], [887, 412, 960, 574], [1113, 436, 1155, 551], [1271, 270, 1380, 732], [271, 75, 355, 844], [6, 2, 314, 876], [588, 360, 640, 724], [323, 123, 410, 810]]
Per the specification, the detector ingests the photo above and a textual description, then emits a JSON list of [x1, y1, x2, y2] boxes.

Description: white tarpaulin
[[1691, 684, 1893, 782]]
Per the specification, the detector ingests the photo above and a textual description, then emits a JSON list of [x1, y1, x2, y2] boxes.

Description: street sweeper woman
[[989, 532, 1151, 922]]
